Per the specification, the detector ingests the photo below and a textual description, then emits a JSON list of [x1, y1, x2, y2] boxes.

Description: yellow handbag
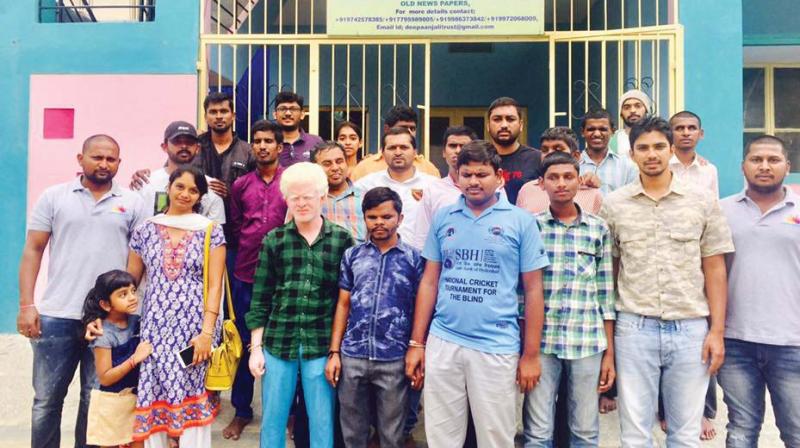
[[203, 224, 243, 391]]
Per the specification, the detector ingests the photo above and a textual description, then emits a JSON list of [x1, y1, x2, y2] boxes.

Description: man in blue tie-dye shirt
[[325, 186, 425, 448]]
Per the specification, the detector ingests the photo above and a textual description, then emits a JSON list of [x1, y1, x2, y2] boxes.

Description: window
[[743, 65, 800, 171], [39, 0, 155, 23]]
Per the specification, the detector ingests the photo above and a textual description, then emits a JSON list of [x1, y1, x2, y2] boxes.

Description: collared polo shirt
[[246, 219, 354, 360], [599, 175, 734, 320], [423, 194, 550, 354], [354, 169, 438, 244], [721, 188, 800, 346], [138, 168, 226, 224], [338, 239, 425, 361], [27, 178, 146, 319], [517, 179, 604, 215], [349, 152, 441, 181], [323, 181, 366, 242], [669, 154, 720, 197], [278, 129, 323, 167], [579, 150, 639, 195], [229, 167, 287, 283], [536, 207, 615, 360]]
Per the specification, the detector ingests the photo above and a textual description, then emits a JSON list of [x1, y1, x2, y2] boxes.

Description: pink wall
[[27, 74, 198, 299], [28, 74, 198, 211]]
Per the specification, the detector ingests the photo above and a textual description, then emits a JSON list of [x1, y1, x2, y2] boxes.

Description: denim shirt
[[338, 239, 425, 361]]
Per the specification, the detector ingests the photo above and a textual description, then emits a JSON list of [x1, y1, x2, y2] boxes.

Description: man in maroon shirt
[[225, 119, 288, 440]]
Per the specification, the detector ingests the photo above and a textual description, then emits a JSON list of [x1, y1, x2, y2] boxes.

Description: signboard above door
[[327, 0, 544, 36]]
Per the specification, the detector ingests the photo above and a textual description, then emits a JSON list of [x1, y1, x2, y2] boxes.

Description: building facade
[[0, 0, 793, 332]]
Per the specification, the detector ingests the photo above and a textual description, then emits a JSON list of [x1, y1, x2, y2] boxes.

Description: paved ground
[[0, 334, 785, 447]]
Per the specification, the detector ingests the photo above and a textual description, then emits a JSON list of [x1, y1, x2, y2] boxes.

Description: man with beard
[[354, 127, 438, 244], [311, 141, 366, 242], [197, 91, 255, 199], [486, 97, 542, 204], [138, 121, 226, 222], [599, 117, 733, 446], [225, 119, 288, 440], [718, 135, 800, 447], [350, 105, 441, 181], [273, 90, 323, 167], [610, 89, 651, 159], [17, 135, 146, 447], [580, 108, 638, 195]]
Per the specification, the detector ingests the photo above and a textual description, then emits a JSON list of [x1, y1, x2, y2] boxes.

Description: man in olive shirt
[[599, 116, 733, 446]]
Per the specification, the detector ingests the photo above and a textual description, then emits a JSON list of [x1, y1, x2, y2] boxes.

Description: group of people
[[16, 88, 799, 448]]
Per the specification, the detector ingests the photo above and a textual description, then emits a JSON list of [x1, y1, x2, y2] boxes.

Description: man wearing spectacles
[[274, 90, 324, 167]]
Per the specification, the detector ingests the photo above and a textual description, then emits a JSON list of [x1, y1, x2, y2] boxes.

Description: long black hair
[[81, 270, 137, 327], [166, 165, 209, 213]]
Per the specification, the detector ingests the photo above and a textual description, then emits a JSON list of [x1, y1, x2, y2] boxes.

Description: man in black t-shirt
[[486, 97, 542, 204]]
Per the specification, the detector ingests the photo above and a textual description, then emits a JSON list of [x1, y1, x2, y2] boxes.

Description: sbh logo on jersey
[[445, 227, 456, 238]]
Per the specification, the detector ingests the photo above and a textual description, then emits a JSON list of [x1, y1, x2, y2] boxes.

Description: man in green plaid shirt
[[522, 152, 616, 447], [245, 162, 354, 448]]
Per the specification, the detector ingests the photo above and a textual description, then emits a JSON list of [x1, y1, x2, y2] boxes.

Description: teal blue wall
[[0, 2, 199, 332], [680, 0, 743, 197], [743, 0, 800, 45]]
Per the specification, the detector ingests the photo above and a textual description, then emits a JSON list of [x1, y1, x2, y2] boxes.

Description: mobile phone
[[177, 345, 195, 368]]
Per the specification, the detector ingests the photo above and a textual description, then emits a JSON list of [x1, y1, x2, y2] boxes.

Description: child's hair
[[81, 270, 137, 327]]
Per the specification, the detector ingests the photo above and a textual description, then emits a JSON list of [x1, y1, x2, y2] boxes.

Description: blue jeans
[[230, 277, 254, 419], [615, 312, 709, 447], [717, 338, 800, 447], [31, 316, 98, 448], [260, 347, 334, 448], [523, 352, 602, 447]]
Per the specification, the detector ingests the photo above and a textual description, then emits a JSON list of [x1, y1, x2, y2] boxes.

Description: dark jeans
[[718, 338, 800, 447], [31, 316, 98, 448], [230, 277, 254, 419], [338, 356, 409, 448]]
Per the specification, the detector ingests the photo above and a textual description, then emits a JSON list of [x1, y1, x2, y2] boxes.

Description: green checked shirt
[[245, 218, 354, 360], [535, 207, 616, 360]]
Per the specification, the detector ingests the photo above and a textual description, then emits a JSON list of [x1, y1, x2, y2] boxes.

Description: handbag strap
[[202, 224, 237, 322]]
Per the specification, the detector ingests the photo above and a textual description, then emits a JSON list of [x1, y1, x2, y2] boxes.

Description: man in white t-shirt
[[139, 121, 226, 223], [354, 127, 437, 243]]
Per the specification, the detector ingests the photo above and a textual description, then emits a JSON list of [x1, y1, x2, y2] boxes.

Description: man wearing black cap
[[138, 121, 226, 222]]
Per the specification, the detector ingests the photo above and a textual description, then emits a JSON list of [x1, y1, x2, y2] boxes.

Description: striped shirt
[[535, 207, 616, 359], [579, 150, 639, 195], [323, 181, 366, 242], [245, 219, 354, 360]]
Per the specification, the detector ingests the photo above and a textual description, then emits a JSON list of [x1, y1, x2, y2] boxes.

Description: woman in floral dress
[[127, 166, 226, 447]]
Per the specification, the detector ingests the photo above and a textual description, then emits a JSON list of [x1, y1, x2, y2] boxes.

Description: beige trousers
[[423, 335, 519, 448]]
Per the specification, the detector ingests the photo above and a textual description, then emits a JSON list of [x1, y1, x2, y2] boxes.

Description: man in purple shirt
[[273, 90, 323, 167], [225, 119, 288, 440]]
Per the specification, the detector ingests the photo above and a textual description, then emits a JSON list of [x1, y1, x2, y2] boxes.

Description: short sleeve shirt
[[338, 240, 425, 361], [599, 175, 734, 319], [354, 169, 438, 244], [423, 194, 550, 354], [721, 189, 800, 346], [28, 178, 146, 319], [90, 315, 141, 350]]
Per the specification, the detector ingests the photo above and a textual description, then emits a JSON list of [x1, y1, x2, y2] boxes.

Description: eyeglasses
[[276, 106, 302, 113]]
